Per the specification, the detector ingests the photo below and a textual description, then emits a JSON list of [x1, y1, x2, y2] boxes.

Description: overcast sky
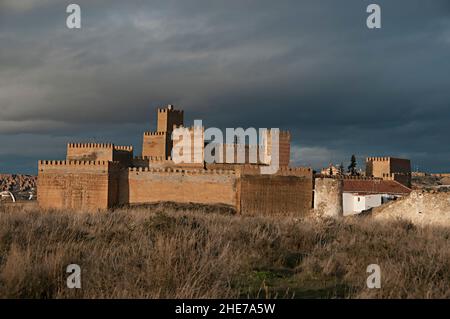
[[1, 0, 450, 174]]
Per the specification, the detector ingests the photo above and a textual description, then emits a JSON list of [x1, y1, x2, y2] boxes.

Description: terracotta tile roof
[[343, 179, 411, 195]]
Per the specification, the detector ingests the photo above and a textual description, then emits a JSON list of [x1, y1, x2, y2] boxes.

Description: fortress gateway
[[38, 105, 313, 215]]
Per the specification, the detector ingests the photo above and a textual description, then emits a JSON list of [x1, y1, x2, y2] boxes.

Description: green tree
[[348, 155, 359, 176]]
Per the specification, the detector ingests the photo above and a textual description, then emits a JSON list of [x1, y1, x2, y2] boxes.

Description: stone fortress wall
[[38, 105, 313, 215], [123, 167, 238, 208], [37, 160, 122, 210]]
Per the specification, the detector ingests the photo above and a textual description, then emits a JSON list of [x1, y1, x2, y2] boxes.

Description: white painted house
[[342, 179, 411, 215]]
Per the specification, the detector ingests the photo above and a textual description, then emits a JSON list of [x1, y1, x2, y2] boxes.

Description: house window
[[358, 197, 361, 202]]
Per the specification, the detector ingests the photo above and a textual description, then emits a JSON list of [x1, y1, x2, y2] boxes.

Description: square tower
[[366, 157, 411, 187], [157, 104, 184, 133], [66, 143, 133, 167], [142, 105, 184, 159], [261, 129, 291, 167]]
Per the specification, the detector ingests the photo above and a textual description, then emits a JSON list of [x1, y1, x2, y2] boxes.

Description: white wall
[[365, 195, 382, 210], [343, 193, 382, 215], [353, 195, 367, 213], [343, 193, 355, 215]]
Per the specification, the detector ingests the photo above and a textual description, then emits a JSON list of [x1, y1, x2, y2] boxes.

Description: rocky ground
[[412, 175, 450, 189], [372, 188, 450, 227], [0, 174, 37, 200]]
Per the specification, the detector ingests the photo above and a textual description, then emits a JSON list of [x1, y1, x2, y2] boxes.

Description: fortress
[[37, 105, 313, 215]]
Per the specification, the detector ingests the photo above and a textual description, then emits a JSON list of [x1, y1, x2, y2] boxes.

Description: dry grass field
[[0, 202, 448, 299]]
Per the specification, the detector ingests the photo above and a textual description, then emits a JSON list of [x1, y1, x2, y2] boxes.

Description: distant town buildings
[[320, 164, 342, 176]]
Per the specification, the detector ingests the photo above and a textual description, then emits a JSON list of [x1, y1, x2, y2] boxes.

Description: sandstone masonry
[[38, 105, 313, 215]]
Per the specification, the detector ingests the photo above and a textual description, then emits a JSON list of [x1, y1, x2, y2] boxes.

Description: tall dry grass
[[0, 202, 448, 298]]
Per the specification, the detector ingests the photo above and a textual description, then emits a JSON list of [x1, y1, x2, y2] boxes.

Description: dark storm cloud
[[1, 0, 450, 173]]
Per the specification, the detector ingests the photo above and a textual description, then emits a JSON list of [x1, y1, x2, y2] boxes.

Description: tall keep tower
[[262, 129, 291, 167], [157, 104, 184, 133], [142, 105, 184, 159]]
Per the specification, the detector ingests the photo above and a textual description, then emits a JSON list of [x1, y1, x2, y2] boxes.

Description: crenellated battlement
[[39, 160, 122, 167], [278, 166, 312, 173], [66, 142, 133, 165], [158, 105, 184, 114], [317, 174, 382, 181], [40, 160, 107, 166], [367, 156, 390, 162], [133, 156, 172, 162], [382, 173, 412, 182], [38, 160, 123, 172], [367, 156, 409, 162], [128, 167, 236, 175], [341, 175, 380, 180], [144, 131, 167, 136], [67, 143, 114, 149]]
